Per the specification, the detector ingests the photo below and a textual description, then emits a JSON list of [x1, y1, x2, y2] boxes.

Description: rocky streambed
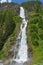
[[3, 59, 31, 65]]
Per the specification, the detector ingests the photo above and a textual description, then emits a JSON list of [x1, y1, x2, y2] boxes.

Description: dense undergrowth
[[0, 6, 21, 59], [27, 12, 43, 65], [22, 1, 43, 65]]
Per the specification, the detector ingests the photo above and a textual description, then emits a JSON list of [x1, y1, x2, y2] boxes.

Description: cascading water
[[0, 7, 31, 65], [13, 7, 28, 63]]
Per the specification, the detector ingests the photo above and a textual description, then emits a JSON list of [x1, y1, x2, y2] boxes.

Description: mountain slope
[[0, 1, 43, 65], [0, 3, 21, 59]]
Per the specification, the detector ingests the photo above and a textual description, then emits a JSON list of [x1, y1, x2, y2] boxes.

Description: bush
[[0, 9, 16, 50], [32, 40, 39, 46]]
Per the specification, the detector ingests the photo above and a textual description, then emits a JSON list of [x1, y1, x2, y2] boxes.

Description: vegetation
[[21, 1, 42, 18], [21, 1, 43, 65], [26, 3, 43, 65], [0, 3, 21, 59], [0, 1, 43, 65]]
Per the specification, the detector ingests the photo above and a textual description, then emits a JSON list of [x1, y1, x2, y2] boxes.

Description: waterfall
[[13, 7, 28, 63]]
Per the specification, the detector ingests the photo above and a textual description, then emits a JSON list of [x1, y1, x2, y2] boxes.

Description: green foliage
[[27, 12, 43, 65], [0, 9, 16, 50], [0, 2, 43, 64], [22, 1, 42, 12], [22, 1, 43, 64], [0, 3, 21, 59], [0, 8, 21, 59]]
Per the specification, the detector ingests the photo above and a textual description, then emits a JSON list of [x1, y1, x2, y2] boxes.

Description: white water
[[13, 7, 28, 63]]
